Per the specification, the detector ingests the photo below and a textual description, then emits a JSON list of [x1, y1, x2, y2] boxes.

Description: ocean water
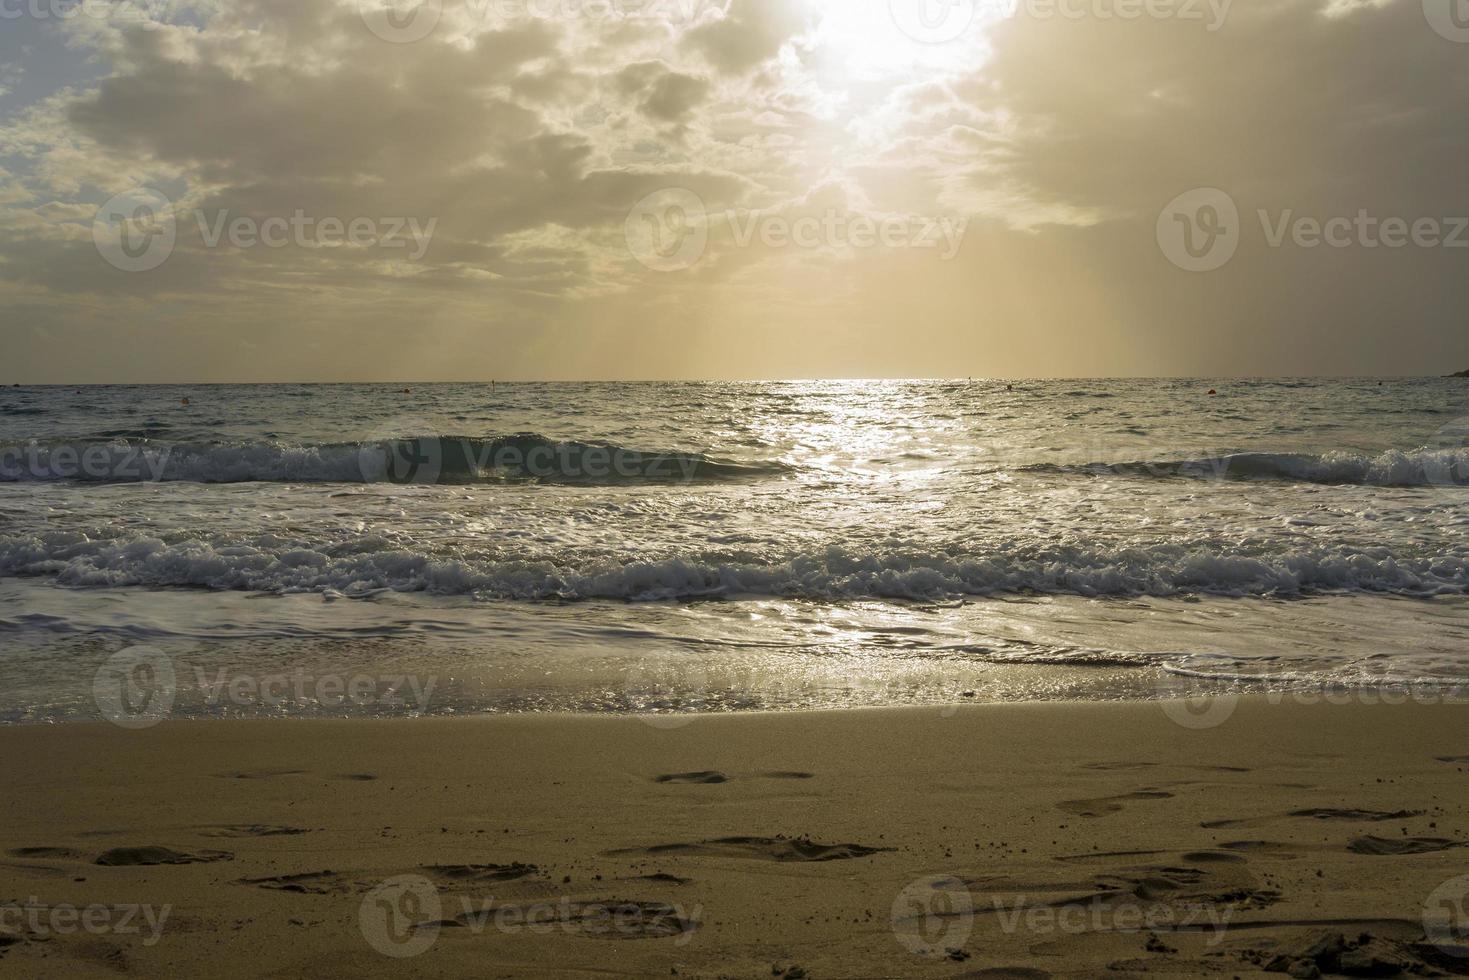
[[3, 378, 1469, 723]]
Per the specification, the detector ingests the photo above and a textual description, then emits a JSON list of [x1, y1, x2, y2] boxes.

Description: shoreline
[[3, 699, 1468, 977]]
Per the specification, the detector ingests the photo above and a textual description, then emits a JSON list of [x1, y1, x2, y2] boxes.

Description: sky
[[1, 0, 1467, 382]]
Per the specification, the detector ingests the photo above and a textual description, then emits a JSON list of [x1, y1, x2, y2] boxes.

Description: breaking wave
[[1026, 448, 1469, 487]]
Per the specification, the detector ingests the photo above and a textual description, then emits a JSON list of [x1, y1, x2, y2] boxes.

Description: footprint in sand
[[7, 847, 85, 860], [421, 864, 542, 887], [1202, 807, 1422, 829], [653, 770, 815, 784], [983, 849, 1279, 915], [1179, 850, 1250, 864], [96, 846, 233, 867], [1055, 791, 1174, 818], [242, 864, 544, 896], [1347, 836, 1462, 856], [454, 900, 697, 940], [198, 825, 309, 838], [2, 846, 90, 876], [240, 870, 353, 894], [606, 836, 892, 863], [654, 771, 729, 784], [1082, 762, 1250, 773], [1220, 840, 1319, 858], [1292, 808, 1422, 821], [214, 768, 308, 780]]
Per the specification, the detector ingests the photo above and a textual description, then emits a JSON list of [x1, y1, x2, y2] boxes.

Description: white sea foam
[[2, 534, 1465, 600]]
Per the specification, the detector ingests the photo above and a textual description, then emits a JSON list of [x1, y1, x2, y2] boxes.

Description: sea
[[2, 378, 1468, 723]]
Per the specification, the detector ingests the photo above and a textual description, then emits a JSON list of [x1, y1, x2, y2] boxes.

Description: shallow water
[[3, 379, 1468, 722]]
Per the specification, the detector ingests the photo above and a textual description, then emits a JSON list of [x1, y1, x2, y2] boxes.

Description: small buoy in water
[[402, 388, 411, 394], [1207, 389, 1217, 396], [181, 397, 190, 406]]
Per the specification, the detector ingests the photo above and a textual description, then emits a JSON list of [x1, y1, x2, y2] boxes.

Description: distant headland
[[1451, 369, 1469, 378]]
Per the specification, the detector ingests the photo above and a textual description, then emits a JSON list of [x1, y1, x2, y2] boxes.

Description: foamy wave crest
[[3, 535, 1466, 600], [0, 435, 789, 485], [1028, 448, 1469, 486]]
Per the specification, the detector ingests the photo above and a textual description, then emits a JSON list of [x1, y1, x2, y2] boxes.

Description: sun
[[804, 0, 998, 77]]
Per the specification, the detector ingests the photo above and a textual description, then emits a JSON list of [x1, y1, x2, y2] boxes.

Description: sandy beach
[[2, 698, 1467, 978]]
